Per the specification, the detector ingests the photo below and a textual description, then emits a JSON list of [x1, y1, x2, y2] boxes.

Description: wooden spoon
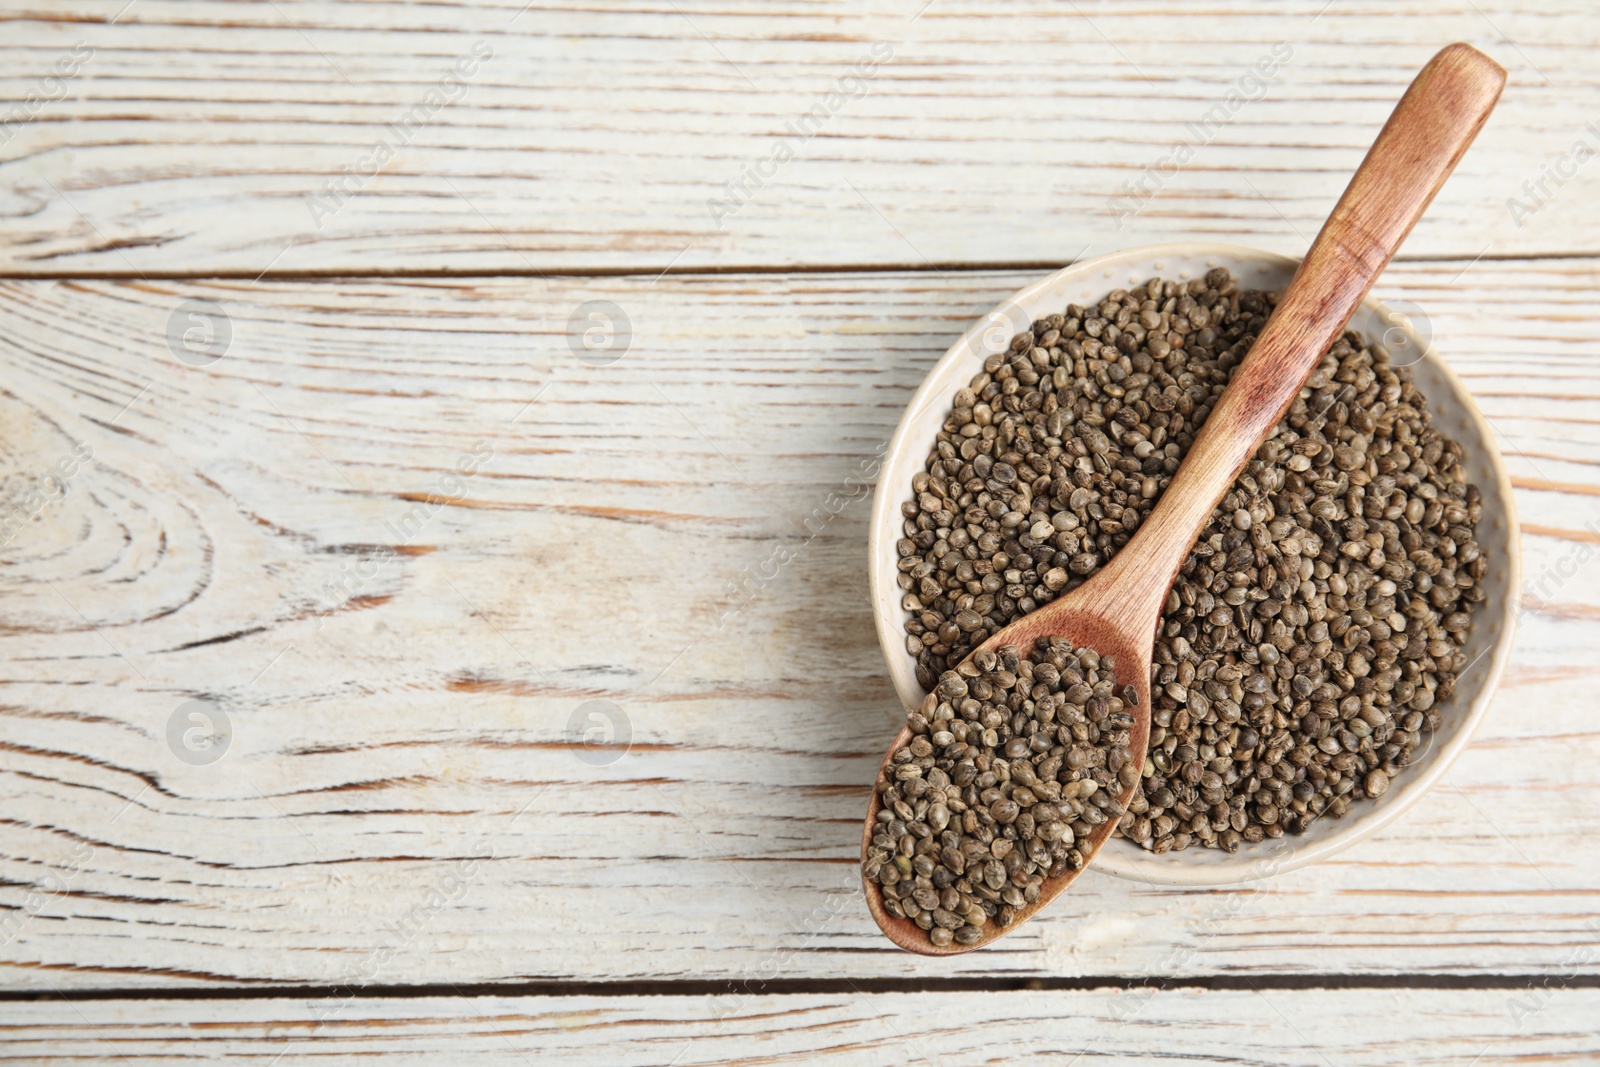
[[863, 42, 1506, 955]]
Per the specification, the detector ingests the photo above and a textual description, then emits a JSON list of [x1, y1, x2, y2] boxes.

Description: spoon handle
[[1089, 42, 1506, 625]]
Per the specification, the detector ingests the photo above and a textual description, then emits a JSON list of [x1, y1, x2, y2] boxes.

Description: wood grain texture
[[0, 260, 1597, 989], [4, 988, 1600, 1064], [0, 1, 1595, 275]]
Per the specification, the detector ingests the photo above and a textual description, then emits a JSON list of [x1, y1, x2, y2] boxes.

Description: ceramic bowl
[[867, 243, 1519, 886]]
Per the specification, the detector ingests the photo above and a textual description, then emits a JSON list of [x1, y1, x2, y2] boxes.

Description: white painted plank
[[0, 1, 1595, 274], [0, 260, 1597, 988], [3, 988, 1599, 1064]]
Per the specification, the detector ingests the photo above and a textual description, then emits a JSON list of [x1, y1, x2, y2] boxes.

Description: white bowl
[[867, 243, 1520, 886]]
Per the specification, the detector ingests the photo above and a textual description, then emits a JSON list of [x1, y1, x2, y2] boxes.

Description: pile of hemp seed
[[866, 638, 1130, 945]]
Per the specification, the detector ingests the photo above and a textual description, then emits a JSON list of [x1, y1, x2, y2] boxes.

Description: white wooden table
[[2, 2, 1598, 1062]]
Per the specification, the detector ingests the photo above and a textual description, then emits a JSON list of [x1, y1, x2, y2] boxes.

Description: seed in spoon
[[864, 637, 1127, 948]]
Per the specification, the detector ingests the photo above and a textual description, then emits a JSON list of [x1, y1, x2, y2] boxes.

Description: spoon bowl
[[863, 587, 1157, 954]]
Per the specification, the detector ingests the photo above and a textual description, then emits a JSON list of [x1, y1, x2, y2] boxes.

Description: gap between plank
[[7, 974, 1600, 1002], [0, 250, 1594, 284]]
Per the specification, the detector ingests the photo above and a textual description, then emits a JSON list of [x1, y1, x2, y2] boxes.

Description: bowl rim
[[866, 241, 1521, 886]]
